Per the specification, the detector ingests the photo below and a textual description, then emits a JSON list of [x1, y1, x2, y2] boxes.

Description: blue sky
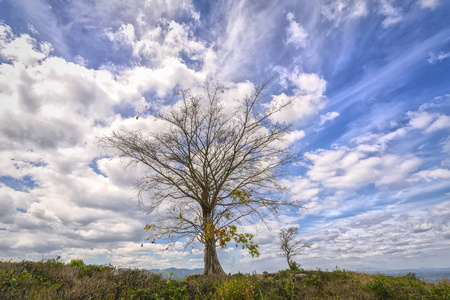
[[0, 0, 449, 273]]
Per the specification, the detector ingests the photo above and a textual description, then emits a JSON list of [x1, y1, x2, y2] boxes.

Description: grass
[[1, 258, 449, 299]]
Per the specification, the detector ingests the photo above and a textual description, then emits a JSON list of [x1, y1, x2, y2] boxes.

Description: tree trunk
[[203, 235, 226, 276], [202, 209, 226, 276]]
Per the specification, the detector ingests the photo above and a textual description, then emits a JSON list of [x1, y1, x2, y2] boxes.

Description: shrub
[[366, 275, 396, 299], [68, 259, 85, 268], [214, 277, 255, 300]]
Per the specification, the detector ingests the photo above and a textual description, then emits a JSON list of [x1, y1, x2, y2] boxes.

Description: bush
[[289, 261, 300, 271], [68, 259, 85, 268], [214, 277, 255, 300], [366, 275, 396, 299]]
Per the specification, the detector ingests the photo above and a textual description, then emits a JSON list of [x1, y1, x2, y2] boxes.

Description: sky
[[0, 0, 449, 273]]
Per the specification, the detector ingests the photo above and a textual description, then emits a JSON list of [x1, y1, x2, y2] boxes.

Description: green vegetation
[[1, 258, 449, 299]]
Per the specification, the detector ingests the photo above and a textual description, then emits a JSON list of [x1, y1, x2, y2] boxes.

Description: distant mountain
[[354, 266, 385, 272], [146, 266, 450, 282], [149, 267, 203, 279], [358, 268, 450, 283]]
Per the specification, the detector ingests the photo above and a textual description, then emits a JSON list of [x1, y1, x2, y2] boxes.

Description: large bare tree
[[99, 78, 301, 275]]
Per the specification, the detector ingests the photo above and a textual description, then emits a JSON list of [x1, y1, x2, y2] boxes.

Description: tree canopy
[[99, 78, 302, 275]]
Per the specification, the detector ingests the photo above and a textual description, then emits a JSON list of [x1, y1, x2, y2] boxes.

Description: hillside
[[1, 259, 449, 299]]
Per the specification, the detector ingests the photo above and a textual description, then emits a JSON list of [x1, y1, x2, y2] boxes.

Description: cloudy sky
[[1, 0, 449, 273]]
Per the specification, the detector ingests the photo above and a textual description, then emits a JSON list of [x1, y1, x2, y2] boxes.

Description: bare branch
[[279, 226, 312, 270], [99, 78, 304, 275]]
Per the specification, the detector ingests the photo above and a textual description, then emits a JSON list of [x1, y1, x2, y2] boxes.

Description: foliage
[[67, 259, 84, 268], [289, 261, 300, 271], [1, 259, 449, 299], [210, 225, 260, 258]]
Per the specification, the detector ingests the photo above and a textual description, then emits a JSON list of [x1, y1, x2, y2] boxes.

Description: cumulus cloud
[[1, 0, 449, 273], [413, 169, 450, 182], [300, 98, 449, 211], [2, 19, 305, 270], [306, 148, 421, 189], [106, 20, 207, 67], [270, 71, 327, 123], [0, 21, 208, 268], [408, 109, 450, 133], [0, 192, 17, 224], [285, 12, 309, 49], [283, 176, 320, 201], [0, 27, 48, 66], [297, 203, 450, 268], [106, 23, 136, 45]]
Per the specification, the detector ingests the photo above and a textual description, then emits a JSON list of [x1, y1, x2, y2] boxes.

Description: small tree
[[279, 226, 312, 270], [100, 78, 301, 275]]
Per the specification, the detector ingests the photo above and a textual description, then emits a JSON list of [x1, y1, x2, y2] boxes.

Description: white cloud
[[0, 21, 209, 269], [73, 55, 88, 66], [287, 130, 306, 143], [378, 0, 403, 28], [283, 176, 320, 201], [428, 51, 450, 63], [350, 0, 368, 18], [298, 99, 449, 224], [306, 148, 422, 189], [319, 111, 339, 125], [27, 23, 39, 35], [426, 115, 450, 133], [270, 72, 327, 123], [408, 111, 435, 129], [0, 192, 18, 224], [419, 0, 439, 9], [206, 1, 284, 81], [321, 0, 368, 24], [118, 58, 203, 98], [1, 1, 449, 273], [294, 73, 326, 94], [285, 12, 309, 49], [347, 101, 449, 153], [62, 248, 112, 262], [408, 111, 450, 133], [0, 31, 47, 66], [106, 23, 136, 44], [109, 241, 192, 269], [413, 169, 450, 182], [321, 1, 347, 21], [296, 203, 450, 269], [410, 221, 433, 233], [106, 20, 207, 67]]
